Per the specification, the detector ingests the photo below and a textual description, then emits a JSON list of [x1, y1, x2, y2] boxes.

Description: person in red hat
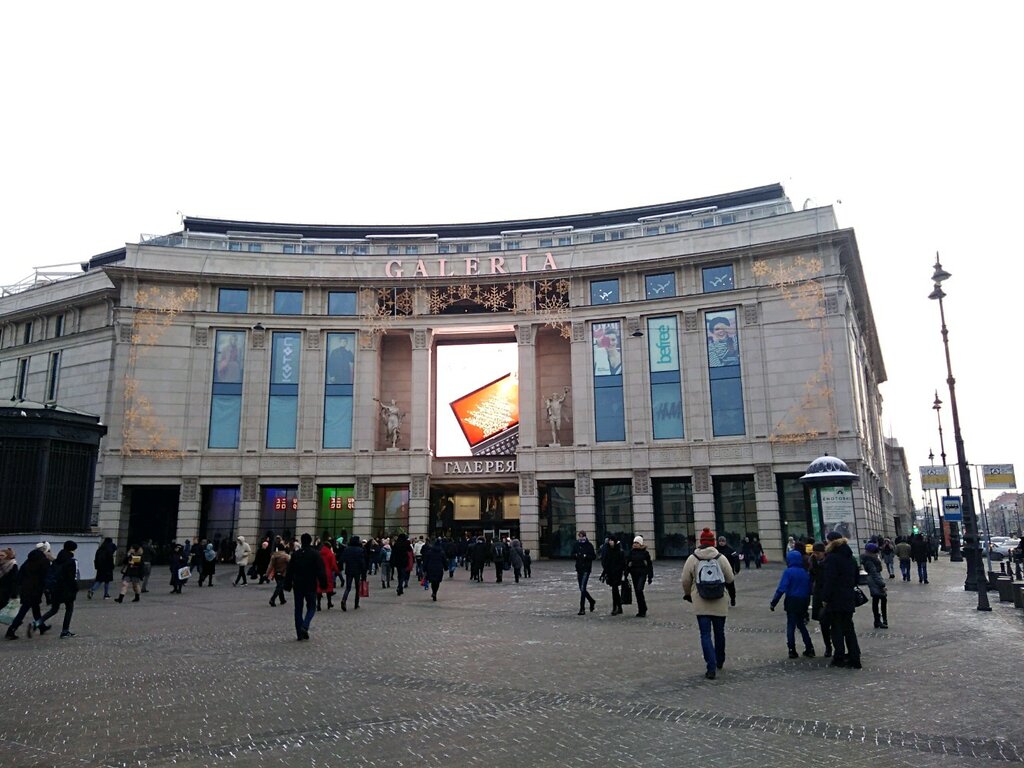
[[682, 528, 735, 680]]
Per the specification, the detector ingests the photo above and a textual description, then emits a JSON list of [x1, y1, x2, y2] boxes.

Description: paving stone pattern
[[2, 556, 1022, 767]]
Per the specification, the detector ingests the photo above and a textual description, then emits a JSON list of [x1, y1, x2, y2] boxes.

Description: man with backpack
[[681, 527, 736, 680], [491, 536, 506, 583]]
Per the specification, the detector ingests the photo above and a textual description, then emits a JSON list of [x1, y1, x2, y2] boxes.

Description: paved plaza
[[2, 555, 1023, 767]]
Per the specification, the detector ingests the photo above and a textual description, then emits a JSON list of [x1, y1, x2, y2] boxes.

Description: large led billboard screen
[[436, 342, 519, 457]]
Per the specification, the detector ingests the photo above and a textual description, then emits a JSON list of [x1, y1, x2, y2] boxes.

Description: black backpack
[[695, 555, 726, 600]]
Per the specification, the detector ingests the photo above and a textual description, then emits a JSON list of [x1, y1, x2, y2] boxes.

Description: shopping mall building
[[0, 183, 896, 560]]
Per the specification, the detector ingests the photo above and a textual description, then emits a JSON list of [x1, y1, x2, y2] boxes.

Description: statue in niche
[[374, 397, 405, 449], [544, 386, 571, 446]]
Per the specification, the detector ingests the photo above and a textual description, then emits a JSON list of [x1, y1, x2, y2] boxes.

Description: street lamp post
[[928, 254, 991, 610], [932, 393, 960, 561]]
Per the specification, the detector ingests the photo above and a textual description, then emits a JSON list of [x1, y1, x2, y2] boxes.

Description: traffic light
[[912, 525, 920, 535]]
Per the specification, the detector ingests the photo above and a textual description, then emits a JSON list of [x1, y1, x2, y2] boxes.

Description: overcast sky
[[2, 3, 1021, 512]]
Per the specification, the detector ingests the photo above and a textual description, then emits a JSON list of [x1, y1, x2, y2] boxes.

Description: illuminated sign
[[442, 459, 518, 475], [385, 252, 560, 278]]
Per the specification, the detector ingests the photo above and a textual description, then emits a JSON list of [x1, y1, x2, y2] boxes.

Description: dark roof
[[82, 247, 126, 271], [182, 184, 785, 240]]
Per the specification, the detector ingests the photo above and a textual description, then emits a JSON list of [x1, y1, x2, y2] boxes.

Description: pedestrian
[[233, 536, 252, 586], [716, 536, 740, 606], [284, 533, 328, 641], [491, 536, 506, 583], [770, 549, 816, 658], [444, 537, 457, 579], [523, 547, 532, 578], [339, 535, 366, 611], [199, 542, 217, 586], [909, 533, 929, 583], [820, 531, 861, 669], [267, 543, 290, 606], [413, 536, 426, 580], [391, 533, 413, 596], [599, 536, 626, 615], [572, 530, 597, 615], [880, 538, 896, 579], [379, 537, 392, 589], [140, 540, 155, 593], [0, 548, 18, 612], [116, 544, 145, 603], [626, 536, 654, 617], [862, 542, 888, 628], [253, 540, 272, 585], [682, 528, 735, 679], [169, 543, 187, 594], [894, 537, 912, 581], [509, 537, 526, 583], [741, 534, 763, 569], [469, 535, 486, 583], [89, 537, 116, 599], [5, 546, 49, 640], [34, 540, 79, 638], [318, 538, 340, 610], [808, 541, 833, 657], [422, 538, 446, 601]]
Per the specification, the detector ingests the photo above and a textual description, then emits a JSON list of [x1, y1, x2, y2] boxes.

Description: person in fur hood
[[820, 532, 862, 669]]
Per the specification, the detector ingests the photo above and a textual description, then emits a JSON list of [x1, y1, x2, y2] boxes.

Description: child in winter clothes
[[770, 549, 816, 658]]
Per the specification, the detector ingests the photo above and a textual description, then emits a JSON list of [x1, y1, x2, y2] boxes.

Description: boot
[[873, 617, 882, 629], [788, 648, 799, 659], [327, 595, 333, 610], [5, 628, 17, 640], [87, 590, 93, 600], [881, 615, 888, 629], [588, 596, 596, 612], [823, 644, 833, 658], [803, 647, 816, 658], [115, 595, 125, 603], [578, 598, 586, 616], [280, 597, 286, 605], [132, 594, 140, 602], [317, 596, 322, 611], [340, 601, 347, 612]]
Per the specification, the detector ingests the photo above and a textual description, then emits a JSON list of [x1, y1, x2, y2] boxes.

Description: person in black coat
[[808, 541, 833, 657], [89, 538, 116, 599], [390, 534, 414, 596], [5, 548, 50, 639], [626, 536, 654, 617], [284, 533, 328, 641], [340, 535, 367, 611], [909, 533, 930, 584], [600, 537, 627, 616], [819, 533, 861, 669], [35, 540, 79, 638], [491, 537, 507, 583], [469, 535, 487, 583], [422, 539, 447, 601], [572, 531, 597, 615]]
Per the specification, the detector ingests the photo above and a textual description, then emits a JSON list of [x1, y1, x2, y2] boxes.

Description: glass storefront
[[199, 486, 240, 543], [259, 485, 298, 542], [777, 474, 812, 545], [318, 485, 355, 542], [653, 478, 694, 558], [713, 476, 757, 550], [595, 481, 633, 545], [372, 486, 409, 538], [539, 483, 575, 558]]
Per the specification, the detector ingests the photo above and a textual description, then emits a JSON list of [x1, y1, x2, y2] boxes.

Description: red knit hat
[[699, 528, 716, 547]]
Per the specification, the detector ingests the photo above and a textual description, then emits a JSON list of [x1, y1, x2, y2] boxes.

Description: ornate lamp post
[[928, 254, 991, 610], [931, 393, 960, 561]]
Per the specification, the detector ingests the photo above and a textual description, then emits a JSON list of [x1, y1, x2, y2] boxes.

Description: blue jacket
[[771, 550, 812, 607]]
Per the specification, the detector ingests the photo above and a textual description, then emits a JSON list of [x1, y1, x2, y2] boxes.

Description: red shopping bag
[[359, 580, 369, 598]]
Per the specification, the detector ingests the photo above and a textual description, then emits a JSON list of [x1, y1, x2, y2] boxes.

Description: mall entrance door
[[430, 484, 520, 540], [125, 485, 180, 564]]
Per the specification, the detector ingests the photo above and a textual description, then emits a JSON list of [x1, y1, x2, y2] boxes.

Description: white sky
[[2, 3, 1022, 510]]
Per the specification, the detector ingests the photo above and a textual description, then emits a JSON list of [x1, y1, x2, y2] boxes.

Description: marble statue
[[544, 386, 570, 446]]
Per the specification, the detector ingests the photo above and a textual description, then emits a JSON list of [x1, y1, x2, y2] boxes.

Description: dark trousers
[[7, 597, 42, 632], [633, 578, 648, 615], [916, 561, 928, 582], [234, 565, 247, 585], [293, 590, 316, 638], [430, 579, 441, 598], [609, 584, 621, 611], [899, 560, 911, 581], [786, 610, 814, 651], [817, 612, 833, 650], [342, 574, 360, 607], [270, 575, 287, 604], [39, 598, 74, 633], [829, 610, 860, 663], [494, 562, 503, 582], [577, 570, 594, 610], [696, 615, 727, 673], [396, 567, 409, 594], [871, 595, 888, 624]]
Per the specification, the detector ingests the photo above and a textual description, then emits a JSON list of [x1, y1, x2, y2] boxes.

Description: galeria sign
[[444, 459, 517, 475], [385, 253, 559, 278]]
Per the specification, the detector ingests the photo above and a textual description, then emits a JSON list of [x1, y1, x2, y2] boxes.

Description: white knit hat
[[633, 535, 644, 546]]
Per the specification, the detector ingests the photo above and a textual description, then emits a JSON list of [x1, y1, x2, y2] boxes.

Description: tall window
[[22, 322, 33, 345], [327, 291, 357, 316], [372, 486, 410, 537], [778, 474, 813, 543], [273, 290, 303, 315], [14, 358, 28, 399], [653, 479, 694, 557], [45, 351, 61, 401], [209, 330, 245, 448], [260, 486, 298, 540], [595, 482, 633, 543], [318, 486, 355, 541], [645, 273, 675, 299], [647, 316, 683, 439], [539, 483, 576, 558], [323, 332, 355, 448], [705, 309, 745, 436], [592, 321, 625, 442], [217, 288, 249, 313], [200, 486, 240, 541], [267, 332, 301, 448], [54, 315, 65, 338], [702, 264, 735, 293], [714, 476, 757, 550]]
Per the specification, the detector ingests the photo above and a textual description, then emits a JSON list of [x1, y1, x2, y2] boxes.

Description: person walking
[[253, 540, 272, 585], [88, 537, 117, 600], [626, 536, 654, 617], [880, 538, 896, 579], [199, 542, 217, 586], [0, 548, 19, 612], [421, 538, 446, 601], [716, 536, 739, 606], [681, 528, 736, 680], [34, 540, 79, 638], [233, 536, 252, 586], [391, 534, 413, 596], [862, 542, 888, 628], [317, 539, 340, 610], [599, 537, 626, 615], [284, 533, 327, 641], [820, 531, 862, 669], [116, 544, 145, 602], [894, 537, 912, 582], [769, 549, 816, 658], [741, 534, 763, 569], [5, 546, 50, 640], [469, 535, 487, 583], [909, 533, 930, 584], [140, 540, 155, 593], [378, 538, 392, 589], [339, 535, 366, 611], [169, 543, 187, 594], [267, 544, 290, 606], [491, 536, 507, 583], [809, 541, 833, 657], [509, 537, 526, 584], [572, 530, 597, 615]]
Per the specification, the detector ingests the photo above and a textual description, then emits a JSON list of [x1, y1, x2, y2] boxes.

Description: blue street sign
[[942, 495, 963, 522]]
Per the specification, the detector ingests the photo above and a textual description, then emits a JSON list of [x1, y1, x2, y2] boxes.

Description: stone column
[[409, 474, 429, 539], [632, 469, 655, 557], [575, 470, 595, 538], [569, 323, 594, 446], [692, 466, 715, 533], [354, 332, 381, 451], [519, 471, 539, 554], [237, 476, 260, 541], [755, 464, 783, 563], [409, 329, 432, 452], [176, 477, 201, 542], [516, 323, 537, 448], [296, 476, 316, 534], [354, 475, 372, 539], [624, 316, 648, 446]]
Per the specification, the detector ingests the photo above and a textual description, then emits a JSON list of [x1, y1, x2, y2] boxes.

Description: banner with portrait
[[213, 330, 245, 384], [705, 309, 740, 368], [592, 321, 623, 377]]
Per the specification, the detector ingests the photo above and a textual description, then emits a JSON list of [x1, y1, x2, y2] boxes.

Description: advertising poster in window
[[592, 321, 623, 376], [705, 310, 740, 368], [214, 330, 245, 383], [271, 332, 301, 384], [647, 316, 679, 374], [325, 332, 355, 385]]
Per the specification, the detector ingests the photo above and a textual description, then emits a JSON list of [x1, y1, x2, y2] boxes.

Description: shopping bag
[[359, 580, 369, 598], [178, 567, 191, 581], [760, 553, 768, 565], [620, 577, 633, 605], [0, 598, 20, 625]]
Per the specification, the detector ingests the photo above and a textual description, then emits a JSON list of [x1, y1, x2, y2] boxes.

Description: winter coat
[[94, 541, 116, 583], [771, 550, 812, 612], [600, 544, 626, 586], [234, 538, 252, 567], [318, 545, 340, 594], [422, 542, 446, 582], [123, 548, 145, 579], [681, 546, 735, 618], [820, 537, 858, 613], [390, 536, 413, 571], [253, 543, 272, 575], [18, 549, 49, 603], [861, 553, 887, 597], [491, 540, 507, 564], [894, 541, 912, 562], [267, 550, 290, 579], [809, 555, 827, 621], [571, 538, 596, 574], [201, 544, 217, 575], [285, 545, 328, 594], [716, 541, 741, 574], [509, 539, 526, 570], [626, 545, 654, 584], [469, 539, 487, 569], [51, 550, 79, 602], [909, 536, 929, 563], [341, 542, 367, 578]]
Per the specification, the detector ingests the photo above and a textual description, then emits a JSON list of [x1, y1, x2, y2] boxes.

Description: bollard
[[1013, 582, 1024, 610], [995, 576, 1014, 603]]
